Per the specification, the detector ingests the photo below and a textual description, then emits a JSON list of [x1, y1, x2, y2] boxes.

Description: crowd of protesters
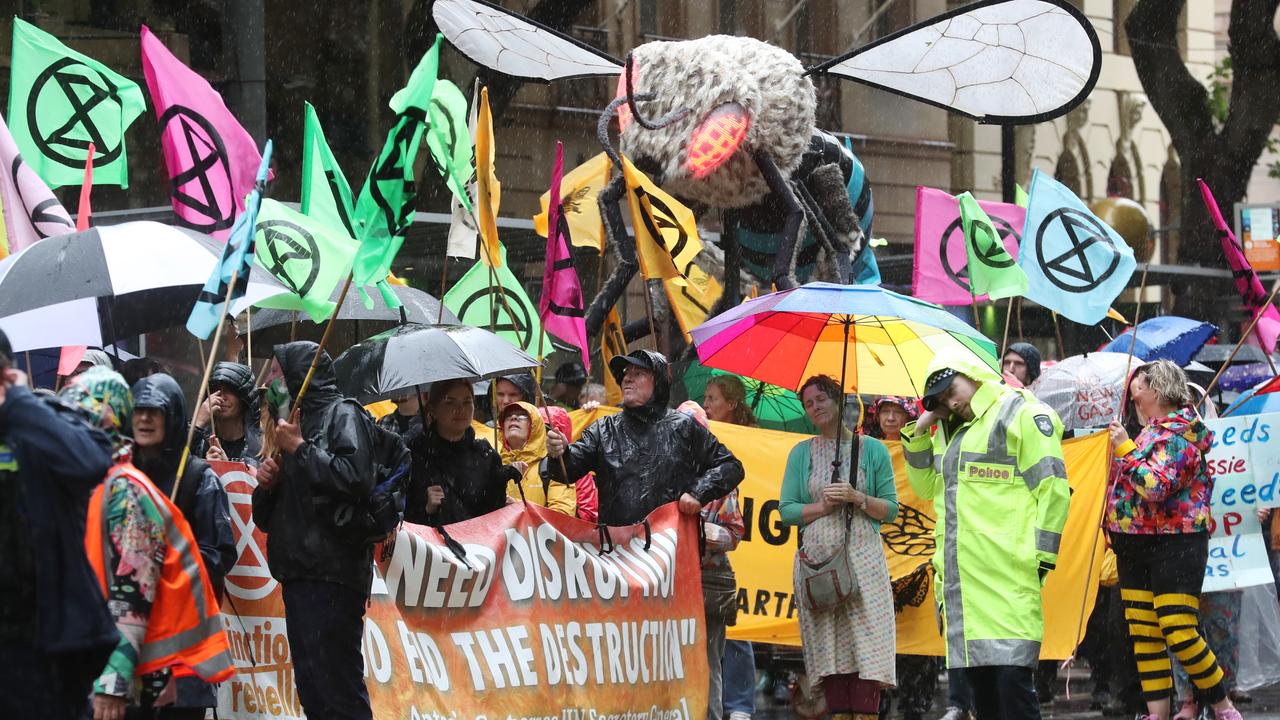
[[4, 325, 1279, 720]]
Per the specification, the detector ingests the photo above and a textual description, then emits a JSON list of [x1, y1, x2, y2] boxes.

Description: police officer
[[901, 354, 1070, 720]]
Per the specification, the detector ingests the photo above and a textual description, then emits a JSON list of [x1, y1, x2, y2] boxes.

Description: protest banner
[[210, 461, 708, 719], [1202, 412, 1280, 591], [565, 411, 1110, 658]]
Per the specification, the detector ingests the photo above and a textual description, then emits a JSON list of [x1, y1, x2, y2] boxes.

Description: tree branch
[[1221, 0, 1280, 174], [1125, 0, 1216, 148]]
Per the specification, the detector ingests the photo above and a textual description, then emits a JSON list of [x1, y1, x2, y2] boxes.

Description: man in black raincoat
[[252, 341, 378, 720], [0, 329, 118, 720], [190, 361, 262, 465], [544, 349, 744, 525]]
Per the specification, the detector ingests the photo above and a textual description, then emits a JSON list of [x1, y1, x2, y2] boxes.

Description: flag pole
[[1000, 296, 1014, 361], [246, 310, 253, 369], [1204, 277, 1280, 399], [968, 290, 980, 329], [1051, 312, 1066, 359], [1117, 264, 1152, 418], [1016, 297, 1025, 341], [438, 257, 449, 323], [287, 274, 353, 421], [173, 266, 243, 498]]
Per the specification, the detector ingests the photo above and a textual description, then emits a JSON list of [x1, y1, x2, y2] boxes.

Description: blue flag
[[186, 140, 273, 339], [1018, 169, 1136, 325]]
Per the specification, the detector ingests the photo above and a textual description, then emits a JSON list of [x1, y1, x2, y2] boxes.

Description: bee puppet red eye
[[685, 102, 750, 179]]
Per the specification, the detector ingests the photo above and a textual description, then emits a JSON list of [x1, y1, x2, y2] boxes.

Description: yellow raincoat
[[500, 402, 576, 516]]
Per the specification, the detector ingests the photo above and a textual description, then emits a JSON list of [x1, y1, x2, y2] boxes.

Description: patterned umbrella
[[690, 283, 999, 397], [1028, 352, 1135, 432], [1099, 316, 1217, 366]]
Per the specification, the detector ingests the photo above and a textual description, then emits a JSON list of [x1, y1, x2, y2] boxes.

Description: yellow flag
[[601, 307, 626, 406], [533, 152, 611, 252], [476, 87, 502, 267], [619, 155, 722, 337]]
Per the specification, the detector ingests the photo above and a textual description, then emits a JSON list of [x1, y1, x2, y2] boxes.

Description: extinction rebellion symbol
[[457, 286, 536, 351], [939, 215, 1021, 291], [28, 58, 127, 169], [1035, 208, 1122, 293], [259, 220, 321, 298], [160, 105, 235, 231]]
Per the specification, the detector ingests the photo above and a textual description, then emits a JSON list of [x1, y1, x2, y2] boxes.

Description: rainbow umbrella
[[690, 283, 999, 397]]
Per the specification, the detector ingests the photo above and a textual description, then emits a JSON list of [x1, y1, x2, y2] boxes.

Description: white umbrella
[[0, 221, 289, 351], [1028, 351, 1135, 432]]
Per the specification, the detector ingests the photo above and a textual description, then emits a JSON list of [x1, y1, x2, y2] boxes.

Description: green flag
[[1015, 183, 1029, 208], [8, 18, 146, 188], [253, 199, 360, 321], [958, 192, 1028, 300], [351, 34, 441, 308], [444, 252, 554, 357], [426, 79, 472, 213], [301, 102, 356, 237]]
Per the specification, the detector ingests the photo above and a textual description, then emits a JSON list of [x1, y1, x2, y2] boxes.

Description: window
[[871, 0, 914, 41], [719, 0, 738, 35], [639, 0, 658, 37]]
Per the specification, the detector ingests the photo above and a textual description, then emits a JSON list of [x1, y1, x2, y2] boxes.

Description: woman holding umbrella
[[404, 379, 525, 525], [779, 375, 898, 718]]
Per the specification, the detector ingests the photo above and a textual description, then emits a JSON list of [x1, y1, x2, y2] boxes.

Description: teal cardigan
[[778, 436, 898, 526]]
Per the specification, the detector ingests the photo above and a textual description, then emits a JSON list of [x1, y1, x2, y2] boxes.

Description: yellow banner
[[534, 152, 610, 252], [567, 409, 1110, 658], [600, 308, 627, 407], [618, 157, 722, 337], [476, 87, 502, 268]]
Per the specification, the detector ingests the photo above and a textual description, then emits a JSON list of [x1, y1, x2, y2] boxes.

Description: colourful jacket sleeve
[[778, 440, 811, 526], [901, 421, 941, 501], [1014, 404, 1070, 569], [1113, 430, 1193, 504]]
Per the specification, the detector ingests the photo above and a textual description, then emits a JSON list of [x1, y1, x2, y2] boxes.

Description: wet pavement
[[750, 666, 1280, 719]]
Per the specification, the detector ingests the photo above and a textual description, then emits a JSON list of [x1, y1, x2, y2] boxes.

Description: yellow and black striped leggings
[[1112, 531, 1227, 704]]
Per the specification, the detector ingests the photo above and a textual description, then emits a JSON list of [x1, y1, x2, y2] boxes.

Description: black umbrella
[[247, 283, 460, 349], [1194, 343, 1272, 366], [334, 323, 540, 404]]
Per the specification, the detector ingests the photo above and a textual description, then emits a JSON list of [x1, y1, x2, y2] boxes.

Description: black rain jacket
[[251, 342, 378, 593], [191, 361, 263, 465], [544, 351, 744, 525], [405, 425, 521, 526]]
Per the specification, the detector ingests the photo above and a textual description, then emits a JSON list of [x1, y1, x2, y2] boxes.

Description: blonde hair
[[1134, 360, 1191, 408], [706, 375, 757, 427]]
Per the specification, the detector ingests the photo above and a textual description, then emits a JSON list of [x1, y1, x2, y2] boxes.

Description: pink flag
[[59, 144, 95, 373], [0, 111, 74, 255], [913, 186, 1026, 306], [141, 26, 266, 240], [539, 142, 590, 370], [1199, 178, 1280, 353]]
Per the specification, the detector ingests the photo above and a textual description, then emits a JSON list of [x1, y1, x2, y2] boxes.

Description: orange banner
[[211, 461, 709, 719]]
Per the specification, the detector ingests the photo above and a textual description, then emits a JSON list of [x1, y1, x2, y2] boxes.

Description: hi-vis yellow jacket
[[902, 355, 1070, 670]]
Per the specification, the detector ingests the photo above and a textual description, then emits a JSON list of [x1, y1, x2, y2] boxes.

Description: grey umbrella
[[246, 283, 459, 349], [333, 323, 540, 404]]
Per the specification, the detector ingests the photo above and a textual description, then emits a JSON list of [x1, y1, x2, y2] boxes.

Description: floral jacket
[[1107, 406, 1214, 535]]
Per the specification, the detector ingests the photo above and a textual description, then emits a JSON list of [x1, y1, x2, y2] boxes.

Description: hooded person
[[63, 370, 235, 718], [545, 349, 744, 526], [405, 378, 524, 526], [500, 401, 576, 516], [0, 346, 118, 720], [251, 341, 382, 720], [191, 361, 262, 465], [1002, 342, 1043, 386], [901, 352, 1070, 718], [131, 374, 237, 589]]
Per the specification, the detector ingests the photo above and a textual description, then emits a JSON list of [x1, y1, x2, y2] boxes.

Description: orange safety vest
[[85, 462, 235, 683]]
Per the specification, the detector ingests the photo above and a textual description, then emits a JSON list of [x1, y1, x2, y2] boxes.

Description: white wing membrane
[[823, 0, 1099, 123], [434, 0, 623, 81]]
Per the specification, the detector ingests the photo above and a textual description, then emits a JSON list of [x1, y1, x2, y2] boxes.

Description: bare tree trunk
[[1126, 0, 1280, 319]]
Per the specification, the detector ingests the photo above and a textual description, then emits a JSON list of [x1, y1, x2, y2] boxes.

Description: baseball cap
[[920, 368, 958, 411]]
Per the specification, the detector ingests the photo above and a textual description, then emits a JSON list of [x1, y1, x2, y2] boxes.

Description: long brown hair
[[707, 375, 757, 427]]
